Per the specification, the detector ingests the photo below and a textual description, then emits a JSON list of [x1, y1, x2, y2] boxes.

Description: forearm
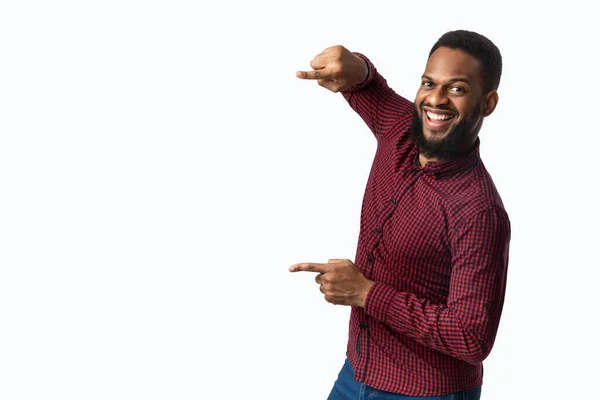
[[364, 283, 499, 364], [363, 208, 511, 364], [341, 54, 414, 138]]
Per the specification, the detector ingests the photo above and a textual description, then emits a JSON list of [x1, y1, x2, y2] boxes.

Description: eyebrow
[[421, 74, 472, 85]]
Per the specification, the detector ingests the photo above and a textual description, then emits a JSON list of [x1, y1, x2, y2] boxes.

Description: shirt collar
[[409, 138, 481, 178]]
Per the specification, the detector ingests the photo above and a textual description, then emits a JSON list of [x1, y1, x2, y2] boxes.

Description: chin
[[423, 126, 452, 141]]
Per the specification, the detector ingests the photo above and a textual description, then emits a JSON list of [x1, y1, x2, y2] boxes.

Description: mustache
[[419, 103, 457, 112]]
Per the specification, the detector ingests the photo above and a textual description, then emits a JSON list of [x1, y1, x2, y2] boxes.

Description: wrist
[[358, 280, 375, 308], [358, 57, 370, 85], [342, 53, 373, 93]]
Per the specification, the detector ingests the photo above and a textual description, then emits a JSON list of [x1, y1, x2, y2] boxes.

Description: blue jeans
[[327, 358, 481, 400]]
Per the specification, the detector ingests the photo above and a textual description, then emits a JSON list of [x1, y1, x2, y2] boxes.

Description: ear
[[482, 91, 499, 117]]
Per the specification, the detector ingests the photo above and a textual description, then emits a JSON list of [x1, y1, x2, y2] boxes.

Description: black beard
[[409, 104, 481, 161]]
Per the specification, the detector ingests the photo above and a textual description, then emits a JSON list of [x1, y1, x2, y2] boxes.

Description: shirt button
[[367, 253, 374, 262], [360, 324, 367, 329], [390, 199, 397, 204], [375, 228, 382, 234]]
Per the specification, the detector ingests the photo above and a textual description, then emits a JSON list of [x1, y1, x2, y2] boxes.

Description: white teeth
[[426, 111, 453, 121]]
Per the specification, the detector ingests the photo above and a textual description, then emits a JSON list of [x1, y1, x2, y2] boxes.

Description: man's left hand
[[289, 259, 374, 307]]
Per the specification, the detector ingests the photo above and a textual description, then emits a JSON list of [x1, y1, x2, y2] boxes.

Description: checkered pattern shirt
[[341, 54, 511, 396]]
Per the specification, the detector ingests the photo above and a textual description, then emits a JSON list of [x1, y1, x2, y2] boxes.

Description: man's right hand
[[296, 45, 369, 93]]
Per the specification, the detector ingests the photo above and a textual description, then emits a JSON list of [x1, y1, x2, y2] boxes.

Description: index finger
[[289, 263, 329, 273], [295, 68, 334, 80]]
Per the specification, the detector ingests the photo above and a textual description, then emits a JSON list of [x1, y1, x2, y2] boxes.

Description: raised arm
[[296, 45, 413, 138]]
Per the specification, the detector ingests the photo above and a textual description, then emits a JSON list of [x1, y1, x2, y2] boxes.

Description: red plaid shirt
[[341, 54, 511, 396]]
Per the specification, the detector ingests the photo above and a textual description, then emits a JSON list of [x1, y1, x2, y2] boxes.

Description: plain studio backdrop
[[0, 1, 597, 399]]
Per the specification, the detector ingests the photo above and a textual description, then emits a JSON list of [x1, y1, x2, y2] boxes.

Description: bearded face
[[411, 47, 497, 162], [409, 101, 482, 161]]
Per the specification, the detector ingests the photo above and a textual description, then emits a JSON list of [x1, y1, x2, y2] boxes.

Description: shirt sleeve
[[341, 53, 414, 140], [363, 207, 511, 364]]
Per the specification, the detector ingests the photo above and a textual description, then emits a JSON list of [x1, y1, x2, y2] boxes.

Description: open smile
[[424, 110, 457, 130]]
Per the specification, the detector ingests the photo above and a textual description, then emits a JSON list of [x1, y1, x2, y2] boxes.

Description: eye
[[421, 81, 433, 88], [449, 86, 465, 93]]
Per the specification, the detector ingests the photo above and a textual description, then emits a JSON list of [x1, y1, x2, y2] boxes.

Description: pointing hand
[[296, 45, 369, 93], [289, 258, 374, 307]]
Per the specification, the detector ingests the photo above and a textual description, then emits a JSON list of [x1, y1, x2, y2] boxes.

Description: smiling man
[[291, 31, 510, 400]]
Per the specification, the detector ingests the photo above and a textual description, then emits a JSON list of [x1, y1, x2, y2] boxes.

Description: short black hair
[[429, 30, 502, 92]]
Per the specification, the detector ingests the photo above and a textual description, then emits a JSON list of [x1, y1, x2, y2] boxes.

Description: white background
[[1, 1, 598, 399]]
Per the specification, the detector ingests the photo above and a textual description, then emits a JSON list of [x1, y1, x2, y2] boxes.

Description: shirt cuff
[[341, 52, 376, 93], [364, 281, 397, 323]]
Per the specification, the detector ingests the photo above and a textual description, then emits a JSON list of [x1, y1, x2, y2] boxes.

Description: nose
[[426, 86, 449, 107]]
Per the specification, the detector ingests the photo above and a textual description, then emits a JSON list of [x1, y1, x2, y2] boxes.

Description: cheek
[[455, 98, 478, 114], [415, 95, 425, 114], [415, 92, 425, 106]]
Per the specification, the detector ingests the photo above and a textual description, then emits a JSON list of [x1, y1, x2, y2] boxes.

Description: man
[[289, 30, 510, 400]]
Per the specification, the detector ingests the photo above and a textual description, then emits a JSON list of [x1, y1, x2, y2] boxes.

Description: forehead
[[424, 47, 482, 85]]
